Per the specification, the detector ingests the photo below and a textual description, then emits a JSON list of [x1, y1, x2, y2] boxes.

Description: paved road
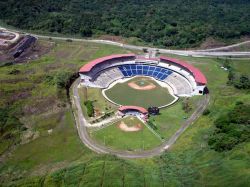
[[35, 34, 250, 57], [72, 78, 210, 158], [3, 27, 250, 58], [196, 40, 250, 52]]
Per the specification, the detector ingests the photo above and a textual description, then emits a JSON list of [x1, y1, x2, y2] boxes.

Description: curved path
[[34, 35, 250, 57], [2, 26, 250, 58], [71, 78, 210, 158]]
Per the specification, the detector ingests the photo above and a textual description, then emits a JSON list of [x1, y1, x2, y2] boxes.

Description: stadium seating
[[118, 64, 172, 81], [93, 67, 124, 87], [92, 64, 193, 96], [163, 72, 193, 96]]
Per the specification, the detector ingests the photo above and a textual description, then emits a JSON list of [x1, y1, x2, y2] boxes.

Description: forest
[[208, 102, 250, 152], [1, 0, 250, 48]]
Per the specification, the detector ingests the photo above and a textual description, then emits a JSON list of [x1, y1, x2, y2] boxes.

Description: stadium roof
[[79, 53, 207, 85], [136, 56, 159, 61], [160, 56, 207, 85], [79, 54, 136, 73], [118, 106, 148, 114]]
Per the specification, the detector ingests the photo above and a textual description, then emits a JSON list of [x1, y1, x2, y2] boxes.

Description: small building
[[118, 105, 148, 121], [148, 106, 160, 115]]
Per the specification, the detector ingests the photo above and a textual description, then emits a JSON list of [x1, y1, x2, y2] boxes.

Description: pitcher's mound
[[118, 121, 143, 132], [128, 81, 156, 90]]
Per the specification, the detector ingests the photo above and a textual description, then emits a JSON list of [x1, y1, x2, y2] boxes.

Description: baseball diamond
[[78, 54, 207, 152]]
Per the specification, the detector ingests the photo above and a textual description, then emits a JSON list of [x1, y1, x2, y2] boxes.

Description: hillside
[[1, 0, 250, 48], [0, 39, 249, 186]]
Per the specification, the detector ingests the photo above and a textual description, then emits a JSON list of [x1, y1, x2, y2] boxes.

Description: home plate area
[[91, 116, 162, 151], [118, 118, 143, 132]]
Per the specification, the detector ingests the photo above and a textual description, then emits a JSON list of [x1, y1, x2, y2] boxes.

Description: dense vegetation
[[219, 59, 250, 89], [45, 71, 79, 98], [1, 0, 250, 48], [0, 106, 25, 155], [84, 100, 94, 117], [182, 98, 192, 113], [223, 60, 250, 89], [208, 102, 250, 152]]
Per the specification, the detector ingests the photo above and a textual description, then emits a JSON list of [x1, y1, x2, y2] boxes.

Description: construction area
[[0, 28, 52, 65]]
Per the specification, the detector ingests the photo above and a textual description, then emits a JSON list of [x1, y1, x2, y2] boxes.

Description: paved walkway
[[88, 115, 121, 128]]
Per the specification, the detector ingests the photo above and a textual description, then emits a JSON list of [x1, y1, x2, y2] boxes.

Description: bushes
[[208, 102, 250, 152], [8, 68, 20, 75], [0, 107, 24, 134], [0, 107, 25, 152], [225, 60, 250, 90], [84, 100, 94, 117], [44, 71, 79, 90], [44, 71, 79, 100], [202, 109, 210, 116], [228, 71, 250, 89], [54, 71, 72, 89], [234, 75, 250, 89], [182, 98, 192, 113]]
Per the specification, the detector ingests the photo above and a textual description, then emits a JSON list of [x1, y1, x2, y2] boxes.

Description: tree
[[208, 103, 250, 152], [80, 27, 93, 37], [55, 71, 72, 89]]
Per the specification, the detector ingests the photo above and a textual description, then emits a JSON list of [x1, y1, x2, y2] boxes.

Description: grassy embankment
[[0, 39, 135, 185]]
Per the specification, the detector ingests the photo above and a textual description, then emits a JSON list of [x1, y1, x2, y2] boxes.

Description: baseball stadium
[[77, 54, 207, 152]]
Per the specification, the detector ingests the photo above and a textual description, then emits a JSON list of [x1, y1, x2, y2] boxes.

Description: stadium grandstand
[[79, 54, 207, 96]]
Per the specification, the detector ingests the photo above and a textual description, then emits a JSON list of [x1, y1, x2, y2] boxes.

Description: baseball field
[[104, 77, 176, 108], [90, 116, 162, 151]]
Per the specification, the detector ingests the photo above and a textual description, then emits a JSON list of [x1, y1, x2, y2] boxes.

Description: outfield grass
[[91, 117, 162, 151], [104, 77, 175, 108], [150, 100, 185, 139]]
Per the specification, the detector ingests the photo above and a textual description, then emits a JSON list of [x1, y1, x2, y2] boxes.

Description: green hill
[[1, 0, 250, 48]]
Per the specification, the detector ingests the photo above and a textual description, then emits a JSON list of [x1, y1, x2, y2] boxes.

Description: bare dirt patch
[[0, 39, 54, 65], [128, 80, 156, 90], [198, 37, 226, 49], [118, 121, 143, 132], [98, 35, 125, 43]]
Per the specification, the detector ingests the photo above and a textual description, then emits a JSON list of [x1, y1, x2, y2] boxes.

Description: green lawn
[[104, 77, 175, 108], [150, 101, 185, 139], [91, 117, 162, 151]]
